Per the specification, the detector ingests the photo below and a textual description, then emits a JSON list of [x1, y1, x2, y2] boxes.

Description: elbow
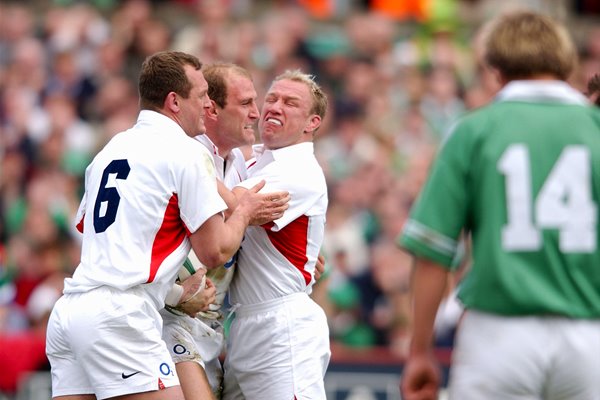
[[199, 249, 233, 269]]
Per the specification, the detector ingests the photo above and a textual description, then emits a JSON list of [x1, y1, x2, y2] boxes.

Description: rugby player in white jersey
[[161, 62, 262, 400], [223, 70, 331, 400]]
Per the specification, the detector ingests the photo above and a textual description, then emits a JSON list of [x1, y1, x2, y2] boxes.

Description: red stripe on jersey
[[264, 215, 311, 285], [76, 214, 85, 233], [148, 194, 186, 283]]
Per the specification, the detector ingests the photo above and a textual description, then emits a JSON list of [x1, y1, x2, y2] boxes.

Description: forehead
[[266, 79, 310, 99], [185, 65, 208, 90], [227, 73, 256, 98]]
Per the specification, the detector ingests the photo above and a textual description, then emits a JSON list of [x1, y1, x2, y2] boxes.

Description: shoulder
[[442, 103, 502, 146]]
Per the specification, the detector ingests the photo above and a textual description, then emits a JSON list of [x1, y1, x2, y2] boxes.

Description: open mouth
[[265, 117, 283, 126]]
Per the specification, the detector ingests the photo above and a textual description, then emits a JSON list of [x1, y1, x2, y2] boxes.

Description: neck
[[205, 132, 232, 158]]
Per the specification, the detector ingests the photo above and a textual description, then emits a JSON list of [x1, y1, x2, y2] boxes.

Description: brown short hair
[[139, 51, 203, 111], [587, 73, 600, 107], [483, 11, 576, 81], [202, 62, 253, 109]]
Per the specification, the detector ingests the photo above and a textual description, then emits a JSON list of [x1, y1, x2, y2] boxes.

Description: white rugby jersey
[[190, 134, 248, 316], [65, 110, 227, 309], [229, 142, 328, 305], [195, 134, 248, 185]]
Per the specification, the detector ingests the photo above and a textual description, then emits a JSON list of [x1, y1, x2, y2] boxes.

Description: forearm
[[212, 205, 252, 264], [217, 179, 238, 219], [190, 208, 251, 269], [409, 257, 450, 356]]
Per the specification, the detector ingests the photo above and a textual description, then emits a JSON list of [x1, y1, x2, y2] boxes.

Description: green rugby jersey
[[399, 81, 600, 318]]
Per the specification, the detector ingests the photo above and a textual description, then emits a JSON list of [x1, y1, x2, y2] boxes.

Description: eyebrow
[[266, 92, 302, 101]]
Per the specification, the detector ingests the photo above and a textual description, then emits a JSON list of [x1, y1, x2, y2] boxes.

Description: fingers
[[248, 180, 266, 193], [270, 192, 290, 205], [401, 388, 438, 400], [193, 268, 207, 278], [316, 254, 325, 273], [314, 254, 325, 281], [262, 191, 290, 213], [269, 203, 289, 215]]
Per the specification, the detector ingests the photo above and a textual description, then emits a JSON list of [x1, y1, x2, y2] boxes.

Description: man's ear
[[489, 66, 508, 87], [304, 115, 322, 134], [165, 91, 179, 113], [206, 99, 219, 120]]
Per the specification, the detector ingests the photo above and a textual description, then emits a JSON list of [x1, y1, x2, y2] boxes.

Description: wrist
[[165, 283, 184, 307]]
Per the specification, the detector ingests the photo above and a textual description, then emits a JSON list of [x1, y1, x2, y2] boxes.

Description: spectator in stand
[[587, 73, 600, 106]]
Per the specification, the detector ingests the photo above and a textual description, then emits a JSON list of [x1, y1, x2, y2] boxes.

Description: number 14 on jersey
[[498, 144, 597, 253]]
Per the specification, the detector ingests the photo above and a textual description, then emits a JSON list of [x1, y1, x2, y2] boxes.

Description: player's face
[[217, 73, 259, 148], [259, 79, 318, 150], [179, 66, 211, 137]]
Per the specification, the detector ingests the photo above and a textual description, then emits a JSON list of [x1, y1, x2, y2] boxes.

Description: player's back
[[451, 84, 600, 317], [66, 111, 219, 308]]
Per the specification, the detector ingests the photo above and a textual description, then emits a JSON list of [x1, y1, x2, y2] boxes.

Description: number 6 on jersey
[[94, 159, 131, 233]]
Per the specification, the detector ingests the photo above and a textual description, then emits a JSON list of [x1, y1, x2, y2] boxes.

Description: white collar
[[252, 142, 314, 160], [495, 80, 589, 105], [137, 110, 189, 137]]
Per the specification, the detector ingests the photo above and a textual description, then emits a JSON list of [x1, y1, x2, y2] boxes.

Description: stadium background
[[0, 0, 598, 398]]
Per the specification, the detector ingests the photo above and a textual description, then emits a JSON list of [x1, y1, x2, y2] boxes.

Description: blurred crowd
[[0, 0, 598, 395]]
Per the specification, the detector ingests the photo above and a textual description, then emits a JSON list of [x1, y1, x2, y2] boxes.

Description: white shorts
[[161, 308, 225, 394], [449, 311, 600, 400], [223, 293, 330, 400], [46, 286, 180, 399]]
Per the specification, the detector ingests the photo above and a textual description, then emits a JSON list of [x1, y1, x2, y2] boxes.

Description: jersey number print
[[498, 144, 597, 253], [94, 159, 131, 233]]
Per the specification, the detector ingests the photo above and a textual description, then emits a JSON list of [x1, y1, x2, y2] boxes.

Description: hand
[[314, 253, 326, 282], [249, 190, 290, 225], [233, 182, 290, 226], [175, 277, 216, 317], [400, 353, 441, 400], [179, 268, 206, 303]]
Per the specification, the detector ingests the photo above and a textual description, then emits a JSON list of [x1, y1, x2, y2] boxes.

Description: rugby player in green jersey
[[399, 11, 600, 400]]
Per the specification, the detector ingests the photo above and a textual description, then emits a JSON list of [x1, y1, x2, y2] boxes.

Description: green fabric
[[400, 100, 600, 318], [340, 322, 376, 348], [328, 281, 360, 310]]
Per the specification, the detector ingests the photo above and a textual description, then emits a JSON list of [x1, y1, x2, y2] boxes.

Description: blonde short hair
[[273, 69, 328, 120]]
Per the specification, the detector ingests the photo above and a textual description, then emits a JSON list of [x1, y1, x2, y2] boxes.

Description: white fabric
[[195, 134, 249, 185], [161, 310, 224, 393], [161, 133, 248, 395], [65, 110, 226, 309], [46, 286, 180, 399], [495, 80, 590, 105], [449, 311, 600, 400], [230, 142, 328, 305], [164, 283, 184, 307], [224, 142, 330, 399], [223, 293, 330, 400]]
